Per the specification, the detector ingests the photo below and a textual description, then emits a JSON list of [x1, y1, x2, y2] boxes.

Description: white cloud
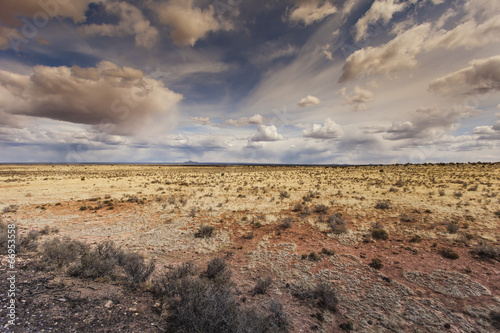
[[79, 2, 159, 49], [251, 42, 298, 65], [250, 125, 283, 142], [298, 95, 321, 107], [0, 61, 183, 136], [154, 0, 231, 47], [302, 118, 343, 139], [424, 14, 500, 51], [226, 114, 263, 127], [339, 24, 431, 82], [338, 86, 374, 111], [354, 0, 408, 42], [287, 0, 337, 26], [190, 117, 211, 125], [0, 0, 91, 27], [428, 56, 500, 95]]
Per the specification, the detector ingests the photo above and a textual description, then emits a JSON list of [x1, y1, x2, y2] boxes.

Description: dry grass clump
[[280, 217, 294, 229]]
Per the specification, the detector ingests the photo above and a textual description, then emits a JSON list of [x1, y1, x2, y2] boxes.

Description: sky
[[0, 0, 499, 164]]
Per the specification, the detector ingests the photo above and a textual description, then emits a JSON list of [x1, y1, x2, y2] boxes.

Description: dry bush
[[369, 258, 383, 270], [327, 214, 347, 234], [472, 243, 500, 262], [253, 277, 273, 295], [371, 223, 389, 240], [280, 217, 294, 229], [375, 200, 391, 210], [313, 204, 328, 214], [202, 257, 232, 283], [292, 282, 338, 313], [154, 261, 291, 332], [321, 248, 336, 256], [120, 251, 155, 290], [41, 237, 88, 269], [439, 247, 459, 259], [194, 225, 216, 238], [292, 203, 303, 212], [446, 221, 460, 234]]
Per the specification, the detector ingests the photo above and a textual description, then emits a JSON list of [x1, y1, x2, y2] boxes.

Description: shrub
[[453, 191, 463, 198], [243, 231, 254, 239], [202, 257, 232, 283], [400, 214, 417, 223], [327, 214, 347, 234], [375, 200, 391, 210], [41, 237, 88, 268], [279, 191, 290, 199], [369, 258, 383, 270], [372, 228, 389, 240], [120, 251, 155, 290], [292, 203, 303, 212], [281, 217, 294, 229], [494, 210, 500, 218], [155, 262, 291, 332], [438, 190, 446, 196], [40, 225, 51, 235], [18, 230, 40, 253], [68, 248, 117, 279], [446, 221, 460, 234], [472, 243, 500, 261], [292, 282, 338, 313], [2, 205, 18, 214], [313, 204, 328, 214], [194, 225, 216, 238], [321, 248, 336, 256], [409, 235, 422, 243], [253, 277, 273, 295], [301, 251, 320, 261], [439, 247, 459, 259]]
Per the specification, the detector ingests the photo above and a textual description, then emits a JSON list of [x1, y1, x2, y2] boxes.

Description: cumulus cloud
[[79, 2, 159, 49], [298, 95, 321, 107], [0, 0, 91, 27], [0, 61, 183, 136], [250, 125, 283, 142], [428, 56, 500, 95], [190, 117, 211, 125], [339, 24, 431, 82], [226, 114, 263, 127], [382, 107, 479, 141], [302, 118, 343, 139], [354, 0, 407, 42], [338, 86, 374, 111], [287, 0, 337, 26], [154, 0, 230, 46]]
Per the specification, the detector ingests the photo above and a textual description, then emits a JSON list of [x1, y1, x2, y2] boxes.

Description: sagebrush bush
[[253, 277, 272, 295], [313, 204, 328, 214], [202, 257, 232, 283], [154, 261, 291, 332], [372, 228, 389, 240], [327, 214, 347, 234], [472, 243, 500, 261], [375, 200, 391, 210], [194, 225, 216, 238], [281, 217, 294, 229], [41, 237, 88, 268], [293, 282, 338, 313], [439, 247, 459, 259], [369, 258, 383, 270], [446, 221, 460, 234]]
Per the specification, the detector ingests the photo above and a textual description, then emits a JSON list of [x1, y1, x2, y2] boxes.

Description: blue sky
[[0, 0, 499, 164]]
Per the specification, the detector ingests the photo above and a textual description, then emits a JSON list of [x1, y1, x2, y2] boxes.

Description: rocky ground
[[1, 163, 499, 332]]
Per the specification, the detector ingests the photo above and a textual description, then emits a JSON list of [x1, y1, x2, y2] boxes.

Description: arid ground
[[1, 164, 499, 332]]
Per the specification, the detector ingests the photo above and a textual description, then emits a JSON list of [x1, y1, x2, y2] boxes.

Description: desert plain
[[1, 163, 499, 332]]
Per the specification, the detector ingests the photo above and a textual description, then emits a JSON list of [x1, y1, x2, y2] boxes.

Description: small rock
[[104, 300, 113, 308]]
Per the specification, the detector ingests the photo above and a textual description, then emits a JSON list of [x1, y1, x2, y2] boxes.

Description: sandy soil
[[1, 163, 499, 332]]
